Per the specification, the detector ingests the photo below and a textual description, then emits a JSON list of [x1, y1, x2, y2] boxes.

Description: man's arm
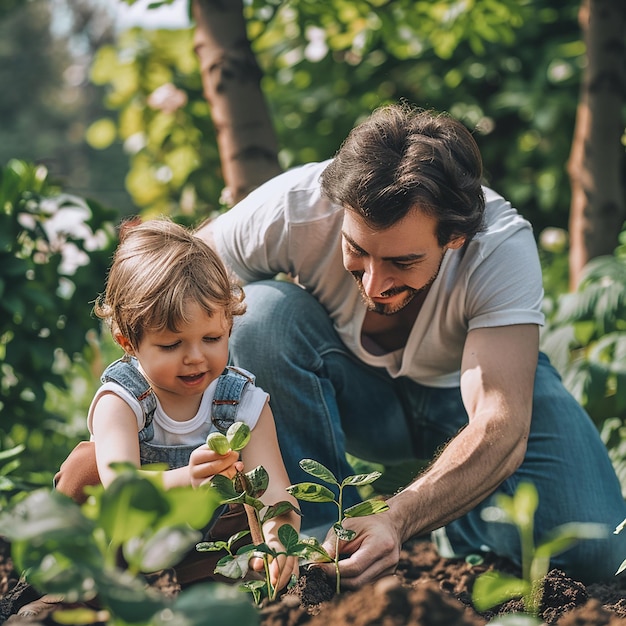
[[321, 323, 539, 587]]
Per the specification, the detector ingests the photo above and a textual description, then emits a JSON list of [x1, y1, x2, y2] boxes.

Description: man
[[196, 103, 626, 587]]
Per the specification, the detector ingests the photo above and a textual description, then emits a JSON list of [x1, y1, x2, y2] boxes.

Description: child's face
[[133, 300, 230, 414]]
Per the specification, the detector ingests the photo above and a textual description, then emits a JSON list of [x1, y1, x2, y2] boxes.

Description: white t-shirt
[[212, 160, 545, 388], [87, 375, 268, 446]]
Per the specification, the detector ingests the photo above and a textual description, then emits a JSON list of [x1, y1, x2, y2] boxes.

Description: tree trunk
[[192, 0, 281, 206], [567, 0, 626, 290]]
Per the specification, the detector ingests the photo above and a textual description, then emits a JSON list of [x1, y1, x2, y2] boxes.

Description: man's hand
[[188, 445, 242, 488], [317, 512, 401, 589]]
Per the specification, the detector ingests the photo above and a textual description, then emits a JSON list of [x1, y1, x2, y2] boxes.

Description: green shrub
[[0, 159, 118, 490]]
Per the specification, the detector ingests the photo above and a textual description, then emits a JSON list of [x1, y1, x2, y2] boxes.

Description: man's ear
[[446, 235, 466, 250], [114, 333, 135, 355]]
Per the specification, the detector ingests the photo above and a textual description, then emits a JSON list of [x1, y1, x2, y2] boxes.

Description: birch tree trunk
[[192, 0, 281, 206], [567, 0, 626, 290]]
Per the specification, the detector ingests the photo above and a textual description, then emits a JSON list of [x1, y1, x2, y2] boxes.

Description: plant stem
[[334, 495, 343, 595], [244, 503, 275, 601], [244, 503, 263, 545]]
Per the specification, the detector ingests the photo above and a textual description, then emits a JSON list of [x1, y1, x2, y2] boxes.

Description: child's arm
[[241, 402, 301, 590], [91, 392, 239, 489]]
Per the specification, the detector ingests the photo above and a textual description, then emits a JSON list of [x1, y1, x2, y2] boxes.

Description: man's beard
[[352, 273, 436, 316]]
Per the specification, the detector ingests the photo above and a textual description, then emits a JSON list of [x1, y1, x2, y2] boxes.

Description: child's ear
[[114, 333, 135, 355]]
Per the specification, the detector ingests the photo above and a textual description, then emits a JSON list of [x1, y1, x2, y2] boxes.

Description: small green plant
[[0, 465, 258, 625], [199, 421, 303, 603], [197, 467, 303, 603], [206, 421, 251, 455], [472, 482, 607, 618], [286, 459, 390, 594]]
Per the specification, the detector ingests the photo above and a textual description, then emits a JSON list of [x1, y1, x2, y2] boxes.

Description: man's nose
[[361, 262, 395, 296]]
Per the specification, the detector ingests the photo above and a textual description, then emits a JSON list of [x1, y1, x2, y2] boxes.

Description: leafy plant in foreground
[[472, 482, 607, 618], [0, 465, 258, 625], [286, 459, 390, 594]]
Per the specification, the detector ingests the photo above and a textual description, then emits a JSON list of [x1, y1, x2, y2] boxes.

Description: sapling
[[472, 481, 607, 617], [286, 458, 390, 594], [200, 422, 301, 602]]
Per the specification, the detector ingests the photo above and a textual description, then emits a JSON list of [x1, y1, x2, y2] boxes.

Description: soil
[[3, 536, 626, 625]]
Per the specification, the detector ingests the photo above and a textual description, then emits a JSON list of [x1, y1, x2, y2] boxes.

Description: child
[[65, 218, 299, 590]]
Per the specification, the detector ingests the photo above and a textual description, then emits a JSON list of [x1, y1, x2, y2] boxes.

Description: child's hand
[[188, 444, 242, 488], [250, 540, 299, 592], [269, 553, 299, 592]]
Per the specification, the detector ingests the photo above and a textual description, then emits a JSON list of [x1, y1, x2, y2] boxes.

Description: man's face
[[341, 208, 464, 316]]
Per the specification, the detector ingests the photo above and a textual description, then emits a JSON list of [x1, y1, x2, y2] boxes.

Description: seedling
[[197, 520, 329, 604], [286, 459, 389, 594], [201, 422, 301, 603], [472, 481, 607, 617]]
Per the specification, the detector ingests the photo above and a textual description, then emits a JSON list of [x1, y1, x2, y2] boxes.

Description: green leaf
[[158, 582, 259, 625], [286, 482, 336, 503], [99, 472, 170, 545], [333, 523, 356, 541], [158, 483, 223, 530], [124, 525, 201, 572], [299, 459, 339, 485], [210, 473, 241, 500], [344, 498, 389, 518], [472, 571, 529, 611], [207, 432, 231, 455], [0, 443, 25, 461], [96, 570, 167, 622], [535, 522, 607, 560], [341, 471, 382, 487], [227, 421, 251, 451], [196, 540, 227, 552], [215, 552, 251, 579], [261, 500, 301, 523], [278, 523, 300, 552], [291, 539, 332, 562], [244, 465, 269, 498], [0, 490, 95, 544]]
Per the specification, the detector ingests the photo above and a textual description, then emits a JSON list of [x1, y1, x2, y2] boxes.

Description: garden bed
[[3, 536, 626, 625]]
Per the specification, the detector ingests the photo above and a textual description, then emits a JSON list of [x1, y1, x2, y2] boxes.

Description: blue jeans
[[229, 280, 626, 582]]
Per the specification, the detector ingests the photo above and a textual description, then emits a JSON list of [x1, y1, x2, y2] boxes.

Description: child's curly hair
[[94, 218, 246, 349]]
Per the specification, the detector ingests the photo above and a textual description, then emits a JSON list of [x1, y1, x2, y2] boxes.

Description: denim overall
[[102, 355, 255, 533], [102, 356, 255, 469]]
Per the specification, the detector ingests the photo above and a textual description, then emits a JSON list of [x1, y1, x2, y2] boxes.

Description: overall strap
[[211, 366, 255, 433], [101, 355, 157, 429]]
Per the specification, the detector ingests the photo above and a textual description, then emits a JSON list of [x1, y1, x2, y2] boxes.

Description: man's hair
[[94, 218, 246, 348], [320, 104, 486, 246]]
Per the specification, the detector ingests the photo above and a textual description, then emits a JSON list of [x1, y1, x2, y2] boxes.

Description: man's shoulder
[[479, 186, 534, 239]]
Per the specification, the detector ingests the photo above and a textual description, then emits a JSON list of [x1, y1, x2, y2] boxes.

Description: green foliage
[[95, 0, 582, 236], [0, 159, 117, 486], [0, 465, 257, 625], [473, 482, 606, 617], [287, 458, 389, 594], [540, 232, 626, 428], [89, 26, 220, 220], [0, 2, 133, 215], [196, 423, 302, 603]]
